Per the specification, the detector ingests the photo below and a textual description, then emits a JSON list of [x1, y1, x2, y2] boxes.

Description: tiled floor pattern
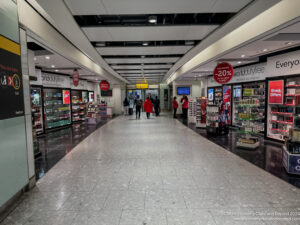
[[1, 114, 300, 225]]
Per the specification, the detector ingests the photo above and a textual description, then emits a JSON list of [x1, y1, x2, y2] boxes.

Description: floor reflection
[[178, 117, 300, 188], [35, 119, 111, 180]]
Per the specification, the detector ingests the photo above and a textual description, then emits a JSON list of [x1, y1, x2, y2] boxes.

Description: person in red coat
[[172, 96, 178, 118], [144, 97, 153, 119], [181, 95, 189, 119]]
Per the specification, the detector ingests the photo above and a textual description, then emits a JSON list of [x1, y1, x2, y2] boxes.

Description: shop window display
[[71, 90, 88, 122], [31, 87, 44, 134]]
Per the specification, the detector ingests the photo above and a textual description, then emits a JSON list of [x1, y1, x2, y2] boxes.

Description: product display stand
[[98, 102, 108, 119], [235, 99, 261, 149], [71, 91, 88, 122], [206, 102, 228, 135], [188, 100, 196, 124], [196, 97, 207, 128], [31, 87, 44, 134], [86, 103, 100, 124], [283, 130, 300, 175]]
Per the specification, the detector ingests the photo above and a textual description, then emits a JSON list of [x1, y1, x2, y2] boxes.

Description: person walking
[[154, 96, 160, 116], [172, 96, 178, 118], [181, 95, 189, 119], [144, 97, 153, 119], [135, 95, 142, 119], [123, 97, 129, 116]]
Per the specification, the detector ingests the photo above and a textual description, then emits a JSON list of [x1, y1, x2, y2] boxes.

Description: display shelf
[[270, 120, 293, 124], [71, 90, 87, 122], [188, 100, 197, 124], [271, 112, 293, 116], [196, 98, 207, 128], [286, 85, 300, 88], [282, 146, 300, 175]]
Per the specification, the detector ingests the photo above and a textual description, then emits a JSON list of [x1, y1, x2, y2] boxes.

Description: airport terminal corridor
[[2, 114, 300, 225]]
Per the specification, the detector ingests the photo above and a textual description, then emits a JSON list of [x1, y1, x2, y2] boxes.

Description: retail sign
[[243, 89, 254, 97], [73, 69, 79, 86], [41, 72, 70, 88], [208, 63, 267, 87], [0, 35, 24, 120], [62, 90, 70, 104], [213, 62, 234, 84], [267, 50, 300, 76], [70, 79, 88, 90], [208, 88, 214, 101], [223, 86, 231, 103], [136, 83, 148, 89], [268, 80, 284, 104], [100, 80, 110, 91]]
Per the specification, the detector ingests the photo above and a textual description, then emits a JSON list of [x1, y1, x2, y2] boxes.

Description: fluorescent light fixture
[[148, 16, 157, 23], [285, 41, 293, 45], [51, 65, 55, 68], [142, 42, 149, 46], [45, 56, 50, 60], [141, 56, 145, 58], [241, 54, 246, 58], [185, 40, 195, 45], [96, 42, 106, 47]]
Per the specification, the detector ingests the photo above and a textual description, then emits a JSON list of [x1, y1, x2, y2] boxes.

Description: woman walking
[[144, 97, 153, 119], [172, 96, 178, 118], [123, 97, 129, 115]]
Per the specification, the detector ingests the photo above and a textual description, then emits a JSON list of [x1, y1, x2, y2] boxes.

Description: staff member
[[172, 97, 178, 118], [181, 95, 189, 119]]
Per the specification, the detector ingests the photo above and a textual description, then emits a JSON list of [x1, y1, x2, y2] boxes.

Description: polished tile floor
[[2, 114, 300, 225]]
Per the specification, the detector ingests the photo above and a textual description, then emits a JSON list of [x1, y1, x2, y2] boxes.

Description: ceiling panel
[[105, 57, 179, 64], [211, 0, 252, 12], [97, 46, 192, 55], [117, 69, 167, 73], [82, 25, 218, 42], [66, 0, 251, 15], [112, 65, 172, 70], [64, 0, 106, 15]]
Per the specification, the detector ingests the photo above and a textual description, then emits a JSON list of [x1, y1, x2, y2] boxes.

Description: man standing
[[135, 95, 142, 119], [154, 96, 160, 116]]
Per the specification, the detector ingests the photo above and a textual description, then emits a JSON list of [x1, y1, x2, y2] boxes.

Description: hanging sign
[[136, 83, 148, 89], [0, 35, 24, 120], [213, 62, 234, 84], [100, 80, 110, 91], [73, 69, 79, 86], [268, 80, 284, 104]]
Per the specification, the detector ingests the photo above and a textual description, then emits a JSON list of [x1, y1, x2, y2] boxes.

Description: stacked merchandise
[[235, 99, 261, 149], [43, 89, 71, 129], [71, 91, 87, 122], [233, 82, 265, 133], [267, 78, 299, 141], [86, 103, 99, 124], [196, 97, 207, 128], [214, 87, 223, 103], [98, 102, 107, 118], [31, 87, 43, 134], [282, 129, 300, 175], [188, 100, 197, 123], [206, 102, 228, 135]]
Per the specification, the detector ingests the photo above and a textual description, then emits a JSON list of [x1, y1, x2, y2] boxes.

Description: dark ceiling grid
[[73, 11, 242, 83]]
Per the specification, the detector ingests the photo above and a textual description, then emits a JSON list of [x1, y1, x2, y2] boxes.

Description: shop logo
[[276, 59, 300, 69], [0, 73, 21, 90]]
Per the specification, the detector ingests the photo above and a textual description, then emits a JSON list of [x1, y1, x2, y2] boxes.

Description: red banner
[[63, 90, 70, 104], [100, 80, 110, 91], [268, 80, 284, 104], [73, 69, 79, 86], [213, 62, 234, 84]]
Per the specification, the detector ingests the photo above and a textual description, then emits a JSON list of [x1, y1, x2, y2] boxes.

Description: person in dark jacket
[[134, 95, 143, 119], [154, 96, 160, 116], [123, 97, 129, 115], [172, 96, 178, 118]]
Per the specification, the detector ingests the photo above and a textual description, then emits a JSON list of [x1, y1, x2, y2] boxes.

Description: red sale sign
[[268, 80, 284, 104], [213, 62, 234, 84], [100, 80, 110, 91], [73, 69, 79, 86]]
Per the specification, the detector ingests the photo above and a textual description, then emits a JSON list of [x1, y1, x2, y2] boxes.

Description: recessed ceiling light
[[185, 40, 195, 45], [51, 65, 55, 68], [55, 69, 59, 72], [96, 42, 106, 47], [142, 42, 149, 46], [263, 48, 268, 52], [45, 56, 50, 60], [285, 41, 293, 45], [141, 63, 144, 66], [34, 57, 37, 61], [141, 56, 145, 58], [148, 16, 157, 23], [237, 61, 241, 64], [241, 54, 246, 58]]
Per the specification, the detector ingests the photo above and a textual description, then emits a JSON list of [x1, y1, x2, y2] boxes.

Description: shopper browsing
[[144, 97, 153, 119], [154, 96, 160, 116], [123, 97, 129, 116], [181, 95, 189, 119], [134, 95, 143, 119], [172, 96, 178, 118]]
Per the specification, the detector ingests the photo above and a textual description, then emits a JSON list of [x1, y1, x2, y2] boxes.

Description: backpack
[[136, 99, 142, 107]]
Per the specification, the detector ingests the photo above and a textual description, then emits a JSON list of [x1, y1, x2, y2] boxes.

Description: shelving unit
[[214, 87, 222, 104], [43, 88, 71, 129], [233, 82, 265, 133], [267, 78, 300, 141], [188, 100, 196, 123], [206, 103, 228, 135], [71, 90, 88, 122], [196, 98, 207, 128], [98, 103, 107, 118], [31, 87, 44, 134], [86, 103, 99, 124]]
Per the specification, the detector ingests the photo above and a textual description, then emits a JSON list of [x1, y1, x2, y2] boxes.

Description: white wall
[[99, 84, 122, 115]]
